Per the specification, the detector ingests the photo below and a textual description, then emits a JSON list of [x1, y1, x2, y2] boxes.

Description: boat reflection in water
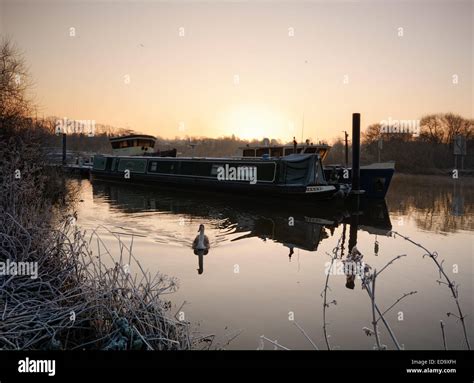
[[91, 181, 392, 276]]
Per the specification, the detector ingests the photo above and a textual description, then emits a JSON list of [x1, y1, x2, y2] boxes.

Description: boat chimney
[[343, 130, 349, 167], [351, 113, 360, 192]]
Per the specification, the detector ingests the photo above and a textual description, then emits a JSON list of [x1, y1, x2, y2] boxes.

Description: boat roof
[[97, 153, 321, 161], [109, 134, 156, 142], [239, 143, 331, 149]]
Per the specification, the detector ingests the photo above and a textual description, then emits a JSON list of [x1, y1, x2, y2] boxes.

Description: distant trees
[[325, 138, 347, 164], [419, 113, 473, 145], [363, 123, 382, 144], [418, 115, 446, 144], [363, 114, 473, 147], [362, 113, 474, 172], [155, 136, 273, 157]]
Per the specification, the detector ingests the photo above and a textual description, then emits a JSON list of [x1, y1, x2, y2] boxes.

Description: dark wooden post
[[62, 133, 67, 165], [352, 113, 360, 192]]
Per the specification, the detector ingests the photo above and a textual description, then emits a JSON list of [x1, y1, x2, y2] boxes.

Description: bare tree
[[362, 123, 381, 145], [0, 38, 33, 121], [419, 114, 445, 144]]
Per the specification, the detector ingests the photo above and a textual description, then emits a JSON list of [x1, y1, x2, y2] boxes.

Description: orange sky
[[1, 0, 472, 142]]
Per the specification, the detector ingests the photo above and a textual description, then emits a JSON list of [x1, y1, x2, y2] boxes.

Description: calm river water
[[72, 174, 473, 350]]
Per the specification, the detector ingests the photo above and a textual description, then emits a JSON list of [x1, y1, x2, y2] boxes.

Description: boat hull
[[324, 162, 395, 199], [91, 171, 339, 200], [91, 153, 342, 200]]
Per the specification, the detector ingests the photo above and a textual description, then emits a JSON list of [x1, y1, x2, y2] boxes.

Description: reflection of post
[[451, 180, 464, 217], [341, 223, 347, 258], [348, 196, 360, 252], [346, 197, 360, 290]]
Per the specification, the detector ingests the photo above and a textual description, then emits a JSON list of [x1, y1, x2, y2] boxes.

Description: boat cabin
[[109, 135, 156, 156], [239, 144, 331, 161]]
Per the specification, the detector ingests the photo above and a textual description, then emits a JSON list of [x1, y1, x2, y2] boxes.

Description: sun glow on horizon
[[223, 104, 289, 141]]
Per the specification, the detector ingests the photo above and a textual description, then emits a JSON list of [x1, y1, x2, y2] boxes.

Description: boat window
[[270, 147, 283, 157], [93, 156, 107, 171], [315, 159, 327, 184], [193, 162, 213, 176], [148, 161, 176, 174], [211, 162, 275, 182], [138, 139, 155, 148], [105, 157, 114, 170], [211, 164, 223, 176], [304, 147, 317, 153], [111, 158, 117, 171], [116, 140, 129, 148], [242, 149, 256, 157], [117, 158, 147, 173], [373, 177, 386, 193], [285, 147, 302, 155], [180, 161, 195, 175], [256, 148, 270, 157], [152, 161, 213, 176], [255, 163, 276, 181]]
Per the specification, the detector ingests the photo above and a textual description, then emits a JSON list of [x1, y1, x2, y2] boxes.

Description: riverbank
[[0, 122, 191, 350]]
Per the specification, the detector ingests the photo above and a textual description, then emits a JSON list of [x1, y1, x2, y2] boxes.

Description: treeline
[[40, 117, 286, 157], [324, 114, 473, 173], [361, 114, 473, 173]]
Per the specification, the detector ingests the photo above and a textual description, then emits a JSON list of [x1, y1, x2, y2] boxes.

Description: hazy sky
[[1, 0, 472, 141]]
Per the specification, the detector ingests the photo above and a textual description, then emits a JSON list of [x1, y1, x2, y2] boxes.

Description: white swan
[[192, 224, 210, 253]]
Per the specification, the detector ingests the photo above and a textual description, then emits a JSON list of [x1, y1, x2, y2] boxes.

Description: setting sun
[[224, 104, 287, 141]]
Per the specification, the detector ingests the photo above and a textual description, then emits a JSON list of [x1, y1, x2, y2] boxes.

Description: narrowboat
[[91, 153, 346, 200], [92, 114, 393, 199]]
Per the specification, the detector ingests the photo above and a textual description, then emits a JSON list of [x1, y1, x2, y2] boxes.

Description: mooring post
[[62, 133, 67, 165], [351, 113, 360, 192]]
